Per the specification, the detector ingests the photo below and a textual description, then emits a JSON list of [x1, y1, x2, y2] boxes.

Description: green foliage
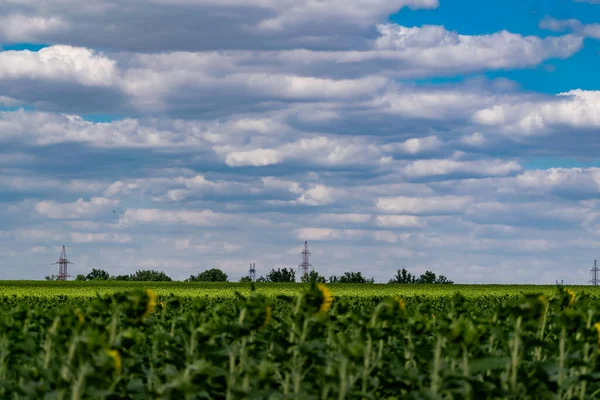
[[388, 268, 416, 283], [186, 268, 228, 282], [74, 274, 86, 281], [85, 268, 110, 281], [239, 276, 253, 283], [129, 269, 172, 282], [265, 267, 296, 282], [1, 285, 600, 398], [337, 271, 375, 283], [389, 268, 454, 284], [301, 270, 326, 283], [415, 270, 454, 284]]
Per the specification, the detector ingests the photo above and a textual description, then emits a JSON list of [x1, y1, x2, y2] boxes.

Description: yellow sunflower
[[567, 289, 576, 307], [317, 283, 333, 313], [260, 306, 272, 329], [106, 349, 122, 373], [394, 296, 406, 311], [143, 289, 157, 318], [74, 308, 85, 324]]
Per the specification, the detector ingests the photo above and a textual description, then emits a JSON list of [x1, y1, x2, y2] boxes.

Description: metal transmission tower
[[249, 263, 256, 282], [52, 245, 73, 281], [299, 241, 313, 278], [590, 259, 600, 286]]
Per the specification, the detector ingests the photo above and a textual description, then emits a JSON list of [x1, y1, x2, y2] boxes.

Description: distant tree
[[328, 275, 339, 283], [186, 268, 228, 282], [239, 276, 253, 283], [388, 268, 416, 284], [415, 270, 437, 284], [86, 269, 110, 281], [44, 274, 58, 281], [338, 271, 374, 284], [256, 276, 268, 283], [112, 274, 132, 281], [131, 270, 172, 282], [413, 270, 454, 284], [301, 270, 326, 283], [435, 274, 454, 284], [75, 274, 86, 281], [265, 268, 296, 283]]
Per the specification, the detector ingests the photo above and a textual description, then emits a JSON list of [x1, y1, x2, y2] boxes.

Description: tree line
[[53, 267, 452, 284]]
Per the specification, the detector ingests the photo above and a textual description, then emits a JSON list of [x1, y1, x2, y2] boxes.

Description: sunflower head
[[74, 308, 85, 324], [317, 283, 333, 313], [567, 289, 576, 307], [260, 306, 272, 329], [106, 349, 122, 373], [143, 289, 157, 318], [394, 296, 406, 311]]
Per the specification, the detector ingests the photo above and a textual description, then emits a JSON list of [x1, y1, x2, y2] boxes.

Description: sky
[[0, 0, 599, 283]]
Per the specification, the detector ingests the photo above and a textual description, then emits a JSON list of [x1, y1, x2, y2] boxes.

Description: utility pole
[[298, 241, 313, 279], [590, 259, 599, 286], [51, 245, 73, 281], [249, 263, 256, 282]]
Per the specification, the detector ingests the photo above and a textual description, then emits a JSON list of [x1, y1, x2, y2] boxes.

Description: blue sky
[[0, 0, 599, 283]]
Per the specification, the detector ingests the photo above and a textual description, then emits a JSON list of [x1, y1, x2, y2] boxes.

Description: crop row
[[2, 280, 600, 299]]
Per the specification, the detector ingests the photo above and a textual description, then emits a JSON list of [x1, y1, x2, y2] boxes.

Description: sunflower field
[[2, 283, 600, 399]]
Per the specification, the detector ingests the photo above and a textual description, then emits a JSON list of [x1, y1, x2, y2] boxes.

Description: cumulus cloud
[[472, 89, 600, 134], [0, 46, 117, 86], [0, 15, 68, 43], [1, 0, 598, 283], [539, 16, 600, 39], [35, 197, 118, 219], [404, 159, 521, 178], [376, 195, 473, 214]]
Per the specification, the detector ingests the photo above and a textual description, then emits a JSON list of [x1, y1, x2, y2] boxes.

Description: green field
[[2, 282, 600, 398], [1, 280, 599, 298]]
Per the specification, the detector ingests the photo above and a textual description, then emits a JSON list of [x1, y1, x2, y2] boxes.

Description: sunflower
[[74, 308, 85, 324], [260, 306, 272, 329], [317, 283, 333, 313], [143, 289, 157, 318], [394, 296, 406, 311], [594, 323, 600, 349], [567, 289, 576, 307], [106, 349, 122, 373]]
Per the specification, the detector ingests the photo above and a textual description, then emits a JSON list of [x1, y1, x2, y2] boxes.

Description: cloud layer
[[0, 0, 598, 283]]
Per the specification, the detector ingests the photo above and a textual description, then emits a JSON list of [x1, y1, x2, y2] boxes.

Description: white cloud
[[384, 135, 442, 154], [120, 208, 270, 227], [0, 46, 117, 86], [70, 232, 132, 244], [373, 24, 582, 73], [460, 132, 485, 146], [375, 215, 425, 228], [35, 197, 118, 219], [473, 90, 600, 134], [376, 195, 473, 214], [0, 15, 68, 42], [404, 159, 521, 177], [297, 185, 337, 206], [539, 16, 600, 39], [225, 149, 283, 167]]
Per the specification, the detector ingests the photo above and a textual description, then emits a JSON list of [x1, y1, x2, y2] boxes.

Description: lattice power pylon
[[299, 241, 313, 278], [52, 245, 73, 281], [590, 259, 600, 286], [249, 263, 256, 282]]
